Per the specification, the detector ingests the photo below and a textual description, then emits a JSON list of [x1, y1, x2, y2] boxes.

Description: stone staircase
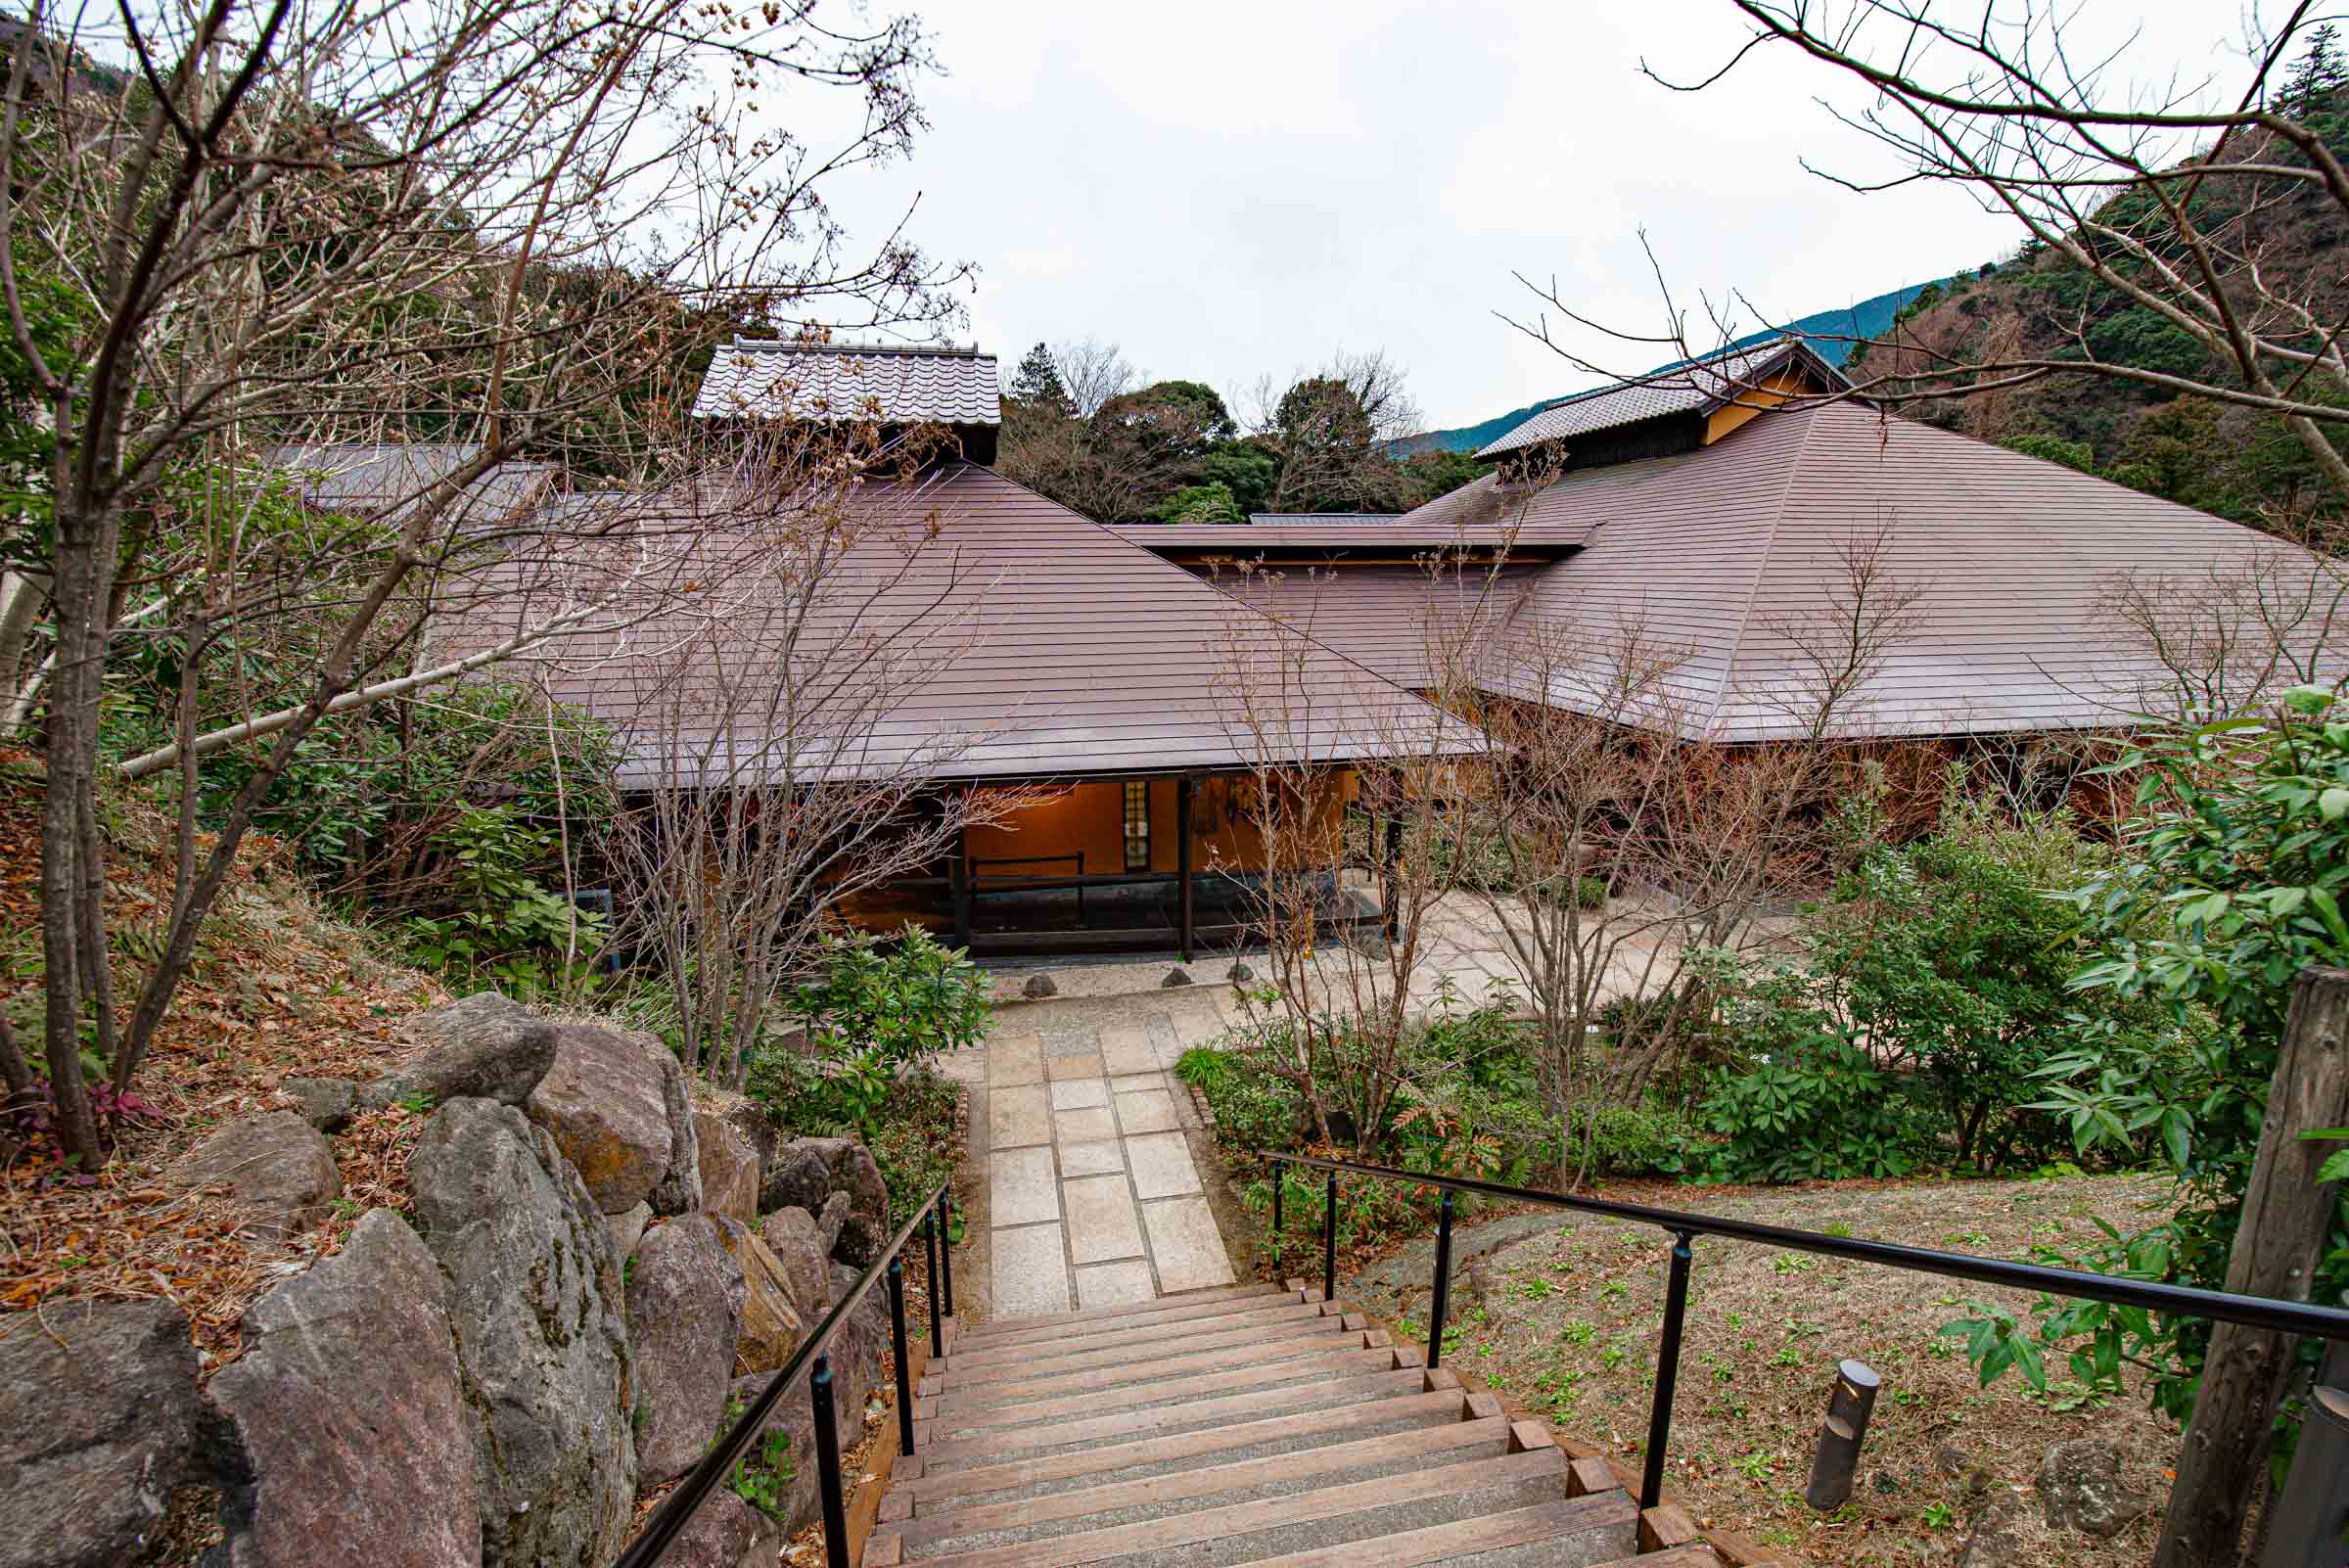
[[868, 1282, 1726, 1568]]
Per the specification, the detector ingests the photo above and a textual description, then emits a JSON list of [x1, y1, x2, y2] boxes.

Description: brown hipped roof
[[1439, 400, 2341, 741], [444, 461, 1477, 786]]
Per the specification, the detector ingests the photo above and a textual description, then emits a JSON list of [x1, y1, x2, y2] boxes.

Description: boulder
[[279, 1076, 356, 1132], [797, 1138, 889, 1267], [1021, 972, 1057, 1000], [711, 1092, 780, 1189], [712, 1218, 807, 1374], [1227, 961, 1255, 984], [163, 1111, 341, 1238], [756, 1206, 832, 1320], [760, 1141, 830, 1219], [0, 1299, 208, 1568], [1464, 1258, 1510, 1328], [626, 1217, 747, 1488], [644, 1038, 703, 1218], [815, 1191, 852, 1256], [525, 1024, 676, 1215], [661, 1489, 781, 1568], [1161, 966, 1193, 988], [207, 1211, 480, 1568], [695, 1108, 761, 1226], [1958, 1484, 2032, 1568], [2036, 1439, 2148, 1539], [366, 990, 557, 1110], [610, 1201, 653, 1260], [412, 1098, 635, 1568]]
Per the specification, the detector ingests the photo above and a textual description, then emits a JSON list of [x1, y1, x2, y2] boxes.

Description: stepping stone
[[992, 1222, 1074, 1317], [1143, 1196, 1238, 1290], [1062, 1176, 1147, 1265]]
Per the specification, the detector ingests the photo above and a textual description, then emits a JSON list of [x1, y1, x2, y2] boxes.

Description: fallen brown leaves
[[0, 757, 446, 1371]]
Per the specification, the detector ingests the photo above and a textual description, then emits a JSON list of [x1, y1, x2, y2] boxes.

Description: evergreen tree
[[1007, 342, 1073, 415], [2283, 22, 2344, 111]]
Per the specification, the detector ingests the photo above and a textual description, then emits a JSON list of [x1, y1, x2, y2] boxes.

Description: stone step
[[917, 1365, 1432, 1470], [884, 1417, 1519, 1559], [898, 1448, 1580, 1568], [936, 1325, 1376, 1412], [929, 1345, 1401, 1437], [1216, 1499, 1652, 1568], [898, 1385, 1471, 1513], [957, 1287, 1300, 1349], [942, 1300, 1345, 1374]]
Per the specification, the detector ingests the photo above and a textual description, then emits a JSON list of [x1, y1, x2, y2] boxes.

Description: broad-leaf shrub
[[747, 926, 990, 1134], [1950, 688, 2349, 1435]]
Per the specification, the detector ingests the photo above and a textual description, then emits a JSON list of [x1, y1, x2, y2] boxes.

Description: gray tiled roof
[[1245, 512, 1403, 526], [691, 339, 1001, 426], [1475, 337, 1843, 458]]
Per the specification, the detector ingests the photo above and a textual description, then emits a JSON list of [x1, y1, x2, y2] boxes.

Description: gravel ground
[[1323, 1172, 2187, 1568]]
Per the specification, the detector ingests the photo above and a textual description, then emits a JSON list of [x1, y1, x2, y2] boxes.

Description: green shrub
[[1569, 1100, 1688, 1176], [790, 926, 989, 1072], [862, 1066, 962, 1222], [1694, 1025, 1918, 1182]]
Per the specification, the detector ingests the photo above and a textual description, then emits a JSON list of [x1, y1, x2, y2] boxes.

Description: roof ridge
[[1703, 399, 1826, 738], [727, 338, 991, 359]]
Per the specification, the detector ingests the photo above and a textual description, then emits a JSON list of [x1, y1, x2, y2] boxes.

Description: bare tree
[[1050, 339, 1143, 419], [587, 425, 1026, 1082], [2, 0, 965, 1165], [1514, 2, 2349, 507]]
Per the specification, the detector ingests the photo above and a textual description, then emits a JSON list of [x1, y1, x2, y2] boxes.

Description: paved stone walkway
[[973, 988, 1247, 1317]]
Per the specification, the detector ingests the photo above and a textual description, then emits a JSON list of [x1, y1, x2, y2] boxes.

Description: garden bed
[[1333, 1172, 2182, 1568]]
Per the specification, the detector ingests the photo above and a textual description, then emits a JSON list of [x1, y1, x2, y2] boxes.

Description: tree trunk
[[2155, 966, 2349, 1568], [38, 524, 104, 1164]]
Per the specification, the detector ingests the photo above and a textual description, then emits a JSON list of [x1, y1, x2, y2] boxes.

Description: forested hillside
[[1849, 37, 2349, 537]]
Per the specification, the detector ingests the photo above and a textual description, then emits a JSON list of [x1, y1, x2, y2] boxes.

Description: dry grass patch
[[1418, 1174, 2180, 1567]]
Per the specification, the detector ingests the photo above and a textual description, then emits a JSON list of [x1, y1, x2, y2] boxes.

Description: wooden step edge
[[891, 1415, 1518, 1547], [1589, 1551, 1724, 1568], [940, 1300, 1354, 1373], [1208, 1495, 1641, 1568], [929, 1316, 1367, 1397], [928, 1344, 1410, 1435], [894, 1445, 1575, 1568], [936, 1329, 1387, 1413], [912, 1361, 1436, 1468], [895, 1379, 1474, 1504], [1542, 1433, 1786, 1567], [957, 1284, 1292, 1340]]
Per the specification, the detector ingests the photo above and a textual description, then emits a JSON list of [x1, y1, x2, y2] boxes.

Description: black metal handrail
[[613, 1179, 955, 1568], [1262, 1149, 2349, 1514]]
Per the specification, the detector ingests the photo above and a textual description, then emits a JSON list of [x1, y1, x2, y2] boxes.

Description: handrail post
[[937, 1187, 955, 1319], [1640, 1229, 1695, 1511], [887, 1255, 916, 1457], [810, 1354, 851, 1568], [1323, 1171, 1338, 1303], [1271, 1167, 1284, 1238], [1427, 1188, 1455, 1369], [924, 1210, 944, 1360]]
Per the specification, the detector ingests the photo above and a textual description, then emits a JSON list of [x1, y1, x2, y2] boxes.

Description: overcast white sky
[[812, 0, 2278, 431]]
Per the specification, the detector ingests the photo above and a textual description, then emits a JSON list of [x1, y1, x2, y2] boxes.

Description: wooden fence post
[[2154, 966, 2349, 1568]]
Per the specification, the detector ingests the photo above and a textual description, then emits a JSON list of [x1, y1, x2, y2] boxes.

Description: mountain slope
[[1410, 279, 1958, 454]]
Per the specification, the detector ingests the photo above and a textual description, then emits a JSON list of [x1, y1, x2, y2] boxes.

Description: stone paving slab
[[1053, 1106, 1117, 1144], [1074, 1259, 1158, 1310], [990, 1084, 1051, 1149], [1060, 1139, 1127, 1176], [1114, 1087, 1180, 1133], [990, 1145, 1060, 1226], [1126, 1130, 1204, 1201], [989, 1035, 1043, 1088], [1141, 1197, 1238, 1291], [1063, 1175, 1147, 1265], [993, 1222, 1075, 1316], [1046, 1050, 1104, 1081], [1049, 1078, 1109, 1110]]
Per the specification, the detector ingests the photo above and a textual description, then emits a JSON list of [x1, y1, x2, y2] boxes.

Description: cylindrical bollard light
[[1804, 1360, 1882, 1512], [2261, 1383, 2349, 1568]]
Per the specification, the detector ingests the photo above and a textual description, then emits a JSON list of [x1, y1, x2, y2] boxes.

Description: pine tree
[[1007, 342, 1073, 415], [2283, 22, 2344, 112]]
